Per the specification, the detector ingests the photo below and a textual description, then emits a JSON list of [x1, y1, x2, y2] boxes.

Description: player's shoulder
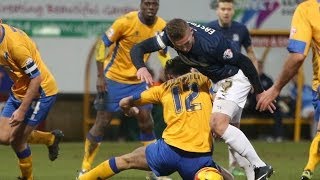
[[1, 23, 9, 30], [156, 16, 166, 24], [2, 25, 23, 47], [188, 21, 217, 36], [206, 20, 219, 28], [299, 0, 317, 7], [295, 0, 316, 13], [293, 0, 318, 22], [155, 16, 167, 26], [116, 11, 139, 23], [231, 21, 248, 29]]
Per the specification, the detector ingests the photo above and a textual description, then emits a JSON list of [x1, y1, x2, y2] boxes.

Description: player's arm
[[131, 31, 171, 85], [256, 5, 311, 112], [95, 38, 109, 93], [272, 5, 310, 92], [96, 18, 126, 93], [119, 96, 139, 116], [10, 46, 42, 126], [119, 86, 161, 116], [275, 54, 305, 91], [242, 26, 259, 71], [245, 46, 258, 71], [233, 52, 276, 112]]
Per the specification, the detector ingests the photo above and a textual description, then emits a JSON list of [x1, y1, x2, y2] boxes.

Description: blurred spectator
[[243, 61, 284, 142], [289, 74, 316, 138]]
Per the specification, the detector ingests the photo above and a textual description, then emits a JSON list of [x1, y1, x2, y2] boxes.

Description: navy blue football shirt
[[206, 20, 251, 52], [155, 21, 241, 83]]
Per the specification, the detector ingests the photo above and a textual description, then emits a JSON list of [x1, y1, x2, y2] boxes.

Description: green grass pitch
[[0, 140, 317, 179]]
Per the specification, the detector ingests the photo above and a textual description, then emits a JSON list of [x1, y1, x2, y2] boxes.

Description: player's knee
[[210, 114, 229, 136], [0, 133, 10, 145], [9, 135, 21, 147], [0, 119, 10, 145], [96, 111, 110, 121], [93, 111, 112, 131]]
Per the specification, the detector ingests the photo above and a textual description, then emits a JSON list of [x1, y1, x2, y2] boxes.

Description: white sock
[[228, 147, 237, 169], [231, 149, 255, 180], [221, 124, 266, 168]]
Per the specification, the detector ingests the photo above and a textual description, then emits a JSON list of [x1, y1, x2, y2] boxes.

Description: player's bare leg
[[134, 108, 156, 145], [80, 111, 112, 174], [0, 117, 11, 145], [10, 121, 36, 180], [0, 117, 63, 162], [78, 146, 149, 179]]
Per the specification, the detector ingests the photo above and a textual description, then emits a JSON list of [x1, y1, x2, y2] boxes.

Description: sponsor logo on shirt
[[223, 49, 233, 59], [289, 27, 297, 38], [233, 34, 239, 42]]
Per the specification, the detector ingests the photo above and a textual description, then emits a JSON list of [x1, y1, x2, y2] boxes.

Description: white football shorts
[[212, 70, 252, 123]]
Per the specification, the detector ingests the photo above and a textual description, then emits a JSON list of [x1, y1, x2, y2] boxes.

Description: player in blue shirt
[[206, 0, 257, 66], [206, 0, 259, 178], [130, 18, 275, 180]]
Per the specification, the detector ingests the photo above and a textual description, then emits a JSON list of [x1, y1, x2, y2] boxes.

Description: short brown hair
[[166, 18, 189, 42], [212, 0, 234, 9]]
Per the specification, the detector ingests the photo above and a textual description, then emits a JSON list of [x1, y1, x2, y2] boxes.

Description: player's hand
[[96, 76, 106, 93], [256, 87, 279, 113], [119, 96, 139, 116], [9, 109, 25, 127], [126, 107, 140, 117], [190, 68, 199, 73], [121, 103, 139, 117], [137, 67, 154, 86]]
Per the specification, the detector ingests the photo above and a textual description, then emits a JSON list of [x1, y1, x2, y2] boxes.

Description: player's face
[[172, 28, 194, 53], [216, 2, 234, 27], [140, 0, 159, 23]]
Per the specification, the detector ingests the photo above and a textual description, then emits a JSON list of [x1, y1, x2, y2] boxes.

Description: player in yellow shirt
[[256, 0, 320, 179], [79, 0, 170, 178], [0, 22, 63, 180], [78, 56, 234, 180]]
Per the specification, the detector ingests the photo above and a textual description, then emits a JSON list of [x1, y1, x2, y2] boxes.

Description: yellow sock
[[304, 132, 320, 171], [80, 158, 117, 180], [141, 139, 156, 146], [27, 130, 54, 146], [17, 148, 33, 180], [81, 138, 101, 171]]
